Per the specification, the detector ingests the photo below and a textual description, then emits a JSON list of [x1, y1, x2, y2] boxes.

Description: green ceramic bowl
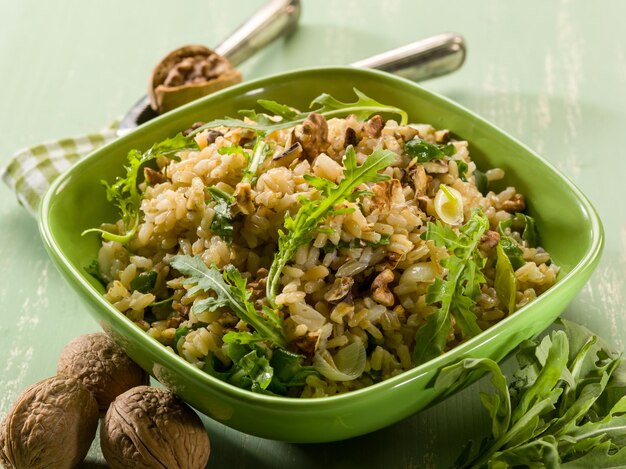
[[39, 67, 603, 443]]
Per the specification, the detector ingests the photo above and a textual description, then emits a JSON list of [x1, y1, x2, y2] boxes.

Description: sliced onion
[[313, 341, 366, 381], [434, 185, 464, 225], [336, 260, 368, 278], [400, 262, 436, 285], [289, 303, 327, 331]]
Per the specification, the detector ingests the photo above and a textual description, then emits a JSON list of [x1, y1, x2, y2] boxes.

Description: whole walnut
[[57, 332, 149, 412], [101, 386, 210, 469], [0, 376, 99, 469]]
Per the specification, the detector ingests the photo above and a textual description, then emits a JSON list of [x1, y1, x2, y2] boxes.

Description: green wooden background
[[1, 1, 624, 467]]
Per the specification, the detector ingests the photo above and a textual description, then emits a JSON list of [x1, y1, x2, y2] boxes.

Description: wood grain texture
[[0, 1, 624, 467]]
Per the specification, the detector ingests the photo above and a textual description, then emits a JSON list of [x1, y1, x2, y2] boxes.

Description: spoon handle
[[351, 32, 465, 82], [215, 0, 301, 66]]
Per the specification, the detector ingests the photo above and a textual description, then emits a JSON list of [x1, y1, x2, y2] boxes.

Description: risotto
[[87, 90, 558, 397]]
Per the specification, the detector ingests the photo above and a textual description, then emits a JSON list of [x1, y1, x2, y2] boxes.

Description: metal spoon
[[119, 0, 465, 130]]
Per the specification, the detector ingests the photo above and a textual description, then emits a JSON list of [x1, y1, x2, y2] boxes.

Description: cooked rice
[[95, 112, 558, 397]]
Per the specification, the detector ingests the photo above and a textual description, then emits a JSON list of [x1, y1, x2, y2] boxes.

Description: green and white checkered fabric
[[1, 123, 120, 217]]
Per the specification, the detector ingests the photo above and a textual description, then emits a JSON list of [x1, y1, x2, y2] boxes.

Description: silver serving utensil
[[119, 0, 465, 130]]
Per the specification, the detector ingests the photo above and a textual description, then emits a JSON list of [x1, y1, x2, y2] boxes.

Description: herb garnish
[[241, 140, 269, 184], [84, 260, 108, 288], [191, 89, 408, 135], [265, 145, 397, 308], [170, 255, 287, 348], [83, 133, 198, 243], [130, 270, 157, 293], [413, 210, 489, 365], [436, 319, 626, 468], [498, 213, 538, 248], [499, 235, 525, 270], [206, 186, 234, 242], [405, 138, 456, 162], [494, 242, 517, 314]]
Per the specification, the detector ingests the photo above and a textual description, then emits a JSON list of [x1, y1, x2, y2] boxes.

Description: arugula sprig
[[413, 210, 489, 365], [83, 133, 198, 243], [265, 145, 397, 308], [170, 255, 287, 348], [191, 88, 408, 135], [405, 138, 456, 162], [436, 319, 626, 468], [206, 186, 234, 242]]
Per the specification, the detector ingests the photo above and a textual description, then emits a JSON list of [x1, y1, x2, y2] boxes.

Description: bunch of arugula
[[435, 319, 626, 468], [413, 210, 490, 365], [83, 133, 198, 243]]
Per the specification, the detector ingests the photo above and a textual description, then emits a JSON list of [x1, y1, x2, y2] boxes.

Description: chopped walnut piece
[[363, 115, 384, 138], [295, 112, 329, 159], [324, 277, 354, 303], [143, 167, 166, 186], [234, 182, 255, 215], [371, 269, 395, 307], [295, 331, 320, 358], [501, 193, 526, 212], [344, 127, 359, 146], [480, 230, 501, 249]]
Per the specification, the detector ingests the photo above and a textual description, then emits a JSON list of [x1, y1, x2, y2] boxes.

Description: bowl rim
[[39, 65, 604, 408]]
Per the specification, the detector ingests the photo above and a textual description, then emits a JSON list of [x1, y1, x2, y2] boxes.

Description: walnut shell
[[149, 44, 242, 114], [101, 386, 210, 469], [57, 332, 149, 413], [0, 376, 99, 469]]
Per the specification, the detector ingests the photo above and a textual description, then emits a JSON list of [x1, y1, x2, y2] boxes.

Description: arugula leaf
[[438, 319, 626, 468], [434, 357, 511, 441], [241, 140, 269, 184], [83, 133, 198, 243], [206, 186, 234, 242], [499, 235, 525, 270], [223, 331, 265, 344], [174, 326, 190, 344], [413, 210, 489, 365], [257, 99, 300, 120], [130, 270, 157, 293], [227, 344, 274, 392], [495, 242, 517, 314], [404, 138, 456, 163], [84, 259, 108, 288], [457, 160, 469, 181], [269, 348, 318, 394], [310, 89, 408, 124], [518, 213, 538, 247], [474, 169, 489, 195], [218, 144, 246, 157], [150, 296, 174, 319], [265, 145, 397, 308], [498, 213, 539, 248], [192, 88, 408, 135], [202, 353, 232, 382], [170, 255, 287, 347]]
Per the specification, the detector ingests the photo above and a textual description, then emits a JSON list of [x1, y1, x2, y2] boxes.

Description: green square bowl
[[39, 67, 603, 443]]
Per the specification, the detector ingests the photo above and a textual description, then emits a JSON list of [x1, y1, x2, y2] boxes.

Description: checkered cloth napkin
[[1, 122, 120, 217]]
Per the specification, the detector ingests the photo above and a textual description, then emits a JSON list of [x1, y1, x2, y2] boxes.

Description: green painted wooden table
[[1, 1, 624, 467]]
